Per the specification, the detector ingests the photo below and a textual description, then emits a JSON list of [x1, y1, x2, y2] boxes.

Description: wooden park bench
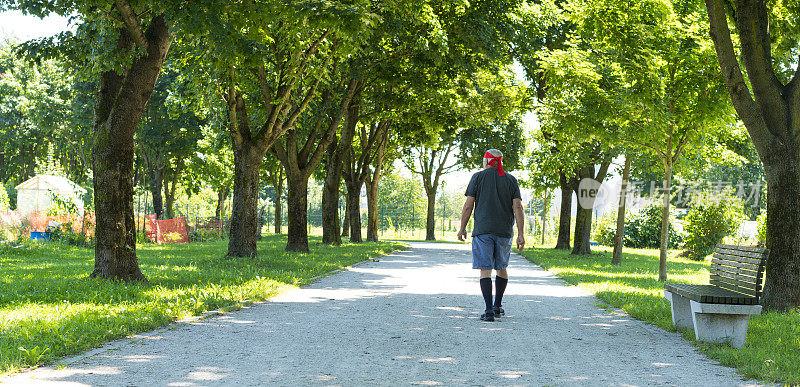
[[663, 244, 768, 348]]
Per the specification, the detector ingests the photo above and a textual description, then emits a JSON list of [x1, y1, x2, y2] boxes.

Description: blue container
[[30, 231, 50, 241]]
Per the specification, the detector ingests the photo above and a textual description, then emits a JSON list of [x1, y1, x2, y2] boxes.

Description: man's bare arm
[[457, 196, 475, 241], [513, 198, 525, 251]]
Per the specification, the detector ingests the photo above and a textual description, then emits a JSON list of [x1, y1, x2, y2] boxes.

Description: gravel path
[[3, 242, 758, 386]]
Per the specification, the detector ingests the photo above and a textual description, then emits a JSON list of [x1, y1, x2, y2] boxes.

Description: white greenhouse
[[15, 174, 86, 215]]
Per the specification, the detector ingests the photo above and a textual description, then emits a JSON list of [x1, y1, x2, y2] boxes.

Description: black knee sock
[[494, 276, 508, 307], [479, 278, 493, 312]]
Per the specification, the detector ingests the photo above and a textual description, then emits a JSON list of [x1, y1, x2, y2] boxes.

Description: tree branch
[[254, 65, 276, 120], [299, 120, 322, 166], [114, 0, 148, 50], [704, 0, 773, 150], [304, 80, 359, 178]]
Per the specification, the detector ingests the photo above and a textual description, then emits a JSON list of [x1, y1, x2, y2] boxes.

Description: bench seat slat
[[664, 283, 757, 305]]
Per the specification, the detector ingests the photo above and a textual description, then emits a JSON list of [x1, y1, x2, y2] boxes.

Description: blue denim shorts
[[472, 234, 512, 270]]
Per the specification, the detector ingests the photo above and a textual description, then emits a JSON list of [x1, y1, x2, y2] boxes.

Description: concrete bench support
[[689, 301, 761, 348], [663, 290, 693, 330], [664, 290, 761, 348]]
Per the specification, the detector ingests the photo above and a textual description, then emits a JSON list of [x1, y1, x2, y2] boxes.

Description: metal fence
[[132, 182, 557, 244]]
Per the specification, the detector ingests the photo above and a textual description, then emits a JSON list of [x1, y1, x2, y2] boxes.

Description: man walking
[[457, 149, 525, 322]]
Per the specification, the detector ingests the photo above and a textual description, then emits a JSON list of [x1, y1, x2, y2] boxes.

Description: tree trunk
[[149, 167, 164, 219], [0, 150, 5, 183], [761, 157, 800, 309], [274, 171, 282, 234], [658, 161, 673, 281], [342, 194, 350, 238], [215, 186, 229, 220], [612, 155, 631, 265], [227, 142, 264, 258], [704, 0, 800, 310], [555, 174, 573, 250], [365, 122, 388, 243], [541, 191, 549, 246], [321, 85, 361, 244], [366, 176, 380, 242], [272, 81, 357, 251], [164, 168, 177, 219], [90, 15, 171, 282], [571, 156, 612, 256], [285, 174, 309, 252], [571, 201, 593, 255], [425, 191, 437, 241], [91, 119, 144, 281], [321, 168, 342, 244], [347, 179, 363, 242]]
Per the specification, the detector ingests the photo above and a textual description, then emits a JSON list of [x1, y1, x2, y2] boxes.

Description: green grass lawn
[[517, 245, 800, 384], [0, 235, 405, 375]]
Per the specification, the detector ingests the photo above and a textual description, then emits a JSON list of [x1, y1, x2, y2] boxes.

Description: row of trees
[[520, 0, 799, 310], [2, 0, 798, 311], [0, 1, 528, 281]]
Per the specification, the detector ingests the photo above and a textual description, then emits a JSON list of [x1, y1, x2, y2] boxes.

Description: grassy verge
[[517, 246, 800, 384], [0, 235, 404, 375]]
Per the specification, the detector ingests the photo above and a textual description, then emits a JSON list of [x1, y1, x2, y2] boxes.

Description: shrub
[[189, 228, 223, 242], [47, 192, 79, 216], [592, 201, 681, 249], [682, 190, 745, 260], [48, 223, 94, 248], [593, 211, 618, 246], [624, 201, 682, 249], [756, 212, 767, 247]]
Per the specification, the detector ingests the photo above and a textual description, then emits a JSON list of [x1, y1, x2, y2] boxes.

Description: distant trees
[[1, 0, 534, 276], [0, 42, 90, 186], [137, 68, 203, 220], [528, 0, 730, 270]]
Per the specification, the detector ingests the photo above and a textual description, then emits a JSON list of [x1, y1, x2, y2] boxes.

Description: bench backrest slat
[[710, 245, 769, 302], [711, 253, 763, 266]]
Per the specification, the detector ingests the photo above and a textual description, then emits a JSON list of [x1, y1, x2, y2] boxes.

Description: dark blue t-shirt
[[465, 168, 522, 238]]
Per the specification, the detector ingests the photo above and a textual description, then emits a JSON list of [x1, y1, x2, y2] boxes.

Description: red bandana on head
[[484, 151, 505, 176]]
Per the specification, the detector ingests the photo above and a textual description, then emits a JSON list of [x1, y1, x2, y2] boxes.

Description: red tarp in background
[[146, 215, 189, 244]]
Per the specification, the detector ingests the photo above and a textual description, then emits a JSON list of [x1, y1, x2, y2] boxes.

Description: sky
[[0, 10, 540, 202], [0, 11, 74, 41]]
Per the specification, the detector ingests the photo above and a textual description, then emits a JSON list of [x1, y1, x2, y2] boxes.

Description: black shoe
[[493, 306, 505, 317], [480, 311, 495, 321]]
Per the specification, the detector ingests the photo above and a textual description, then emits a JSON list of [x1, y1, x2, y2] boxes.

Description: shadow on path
[[2, 242, 753, 386]]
